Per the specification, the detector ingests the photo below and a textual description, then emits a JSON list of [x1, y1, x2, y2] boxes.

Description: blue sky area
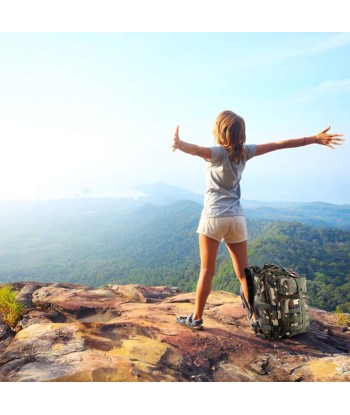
[[0, 32, 349, 203]]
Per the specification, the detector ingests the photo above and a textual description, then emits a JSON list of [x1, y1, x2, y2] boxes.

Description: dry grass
[[0, 285, 25, 329]]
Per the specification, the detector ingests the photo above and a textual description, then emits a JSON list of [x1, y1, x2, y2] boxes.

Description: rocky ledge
[[0, 282, 349, 382]]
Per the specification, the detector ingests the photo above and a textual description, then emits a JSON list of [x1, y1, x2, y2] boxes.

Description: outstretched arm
[[172, 125, 212, 159], [256, 126, 344, 156]]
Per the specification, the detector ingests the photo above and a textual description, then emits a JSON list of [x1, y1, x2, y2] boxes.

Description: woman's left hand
[[314, 126, 345, 149]]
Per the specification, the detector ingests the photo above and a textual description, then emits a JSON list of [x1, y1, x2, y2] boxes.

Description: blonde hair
[[213, 110, 246, 162]]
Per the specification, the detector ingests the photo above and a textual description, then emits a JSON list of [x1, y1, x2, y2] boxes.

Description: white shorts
[[196, 216, 247, 244]]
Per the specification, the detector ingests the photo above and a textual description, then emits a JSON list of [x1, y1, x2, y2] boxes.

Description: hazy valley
[[0, 184, 349, 312]]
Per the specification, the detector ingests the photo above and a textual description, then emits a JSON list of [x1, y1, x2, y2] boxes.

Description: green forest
[[0, 197, 349, 312]]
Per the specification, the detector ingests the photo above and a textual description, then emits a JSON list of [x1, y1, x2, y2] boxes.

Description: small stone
[[131, 368, 140, 378], [160, 330, 178, 336], [261, 360, 270, 375], [194, 357, 208, 367], [0, 323, 11, 341]]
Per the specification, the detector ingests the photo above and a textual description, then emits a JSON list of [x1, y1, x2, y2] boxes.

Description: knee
[[200, 266, 216, 279]]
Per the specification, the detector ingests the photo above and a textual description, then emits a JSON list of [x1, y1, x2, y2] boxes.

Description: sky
[[0, 30, 349, 203]]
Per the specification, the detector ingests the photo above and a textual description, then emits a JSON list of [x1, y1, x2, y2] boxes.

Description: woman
[[172, 110, 344, 331]]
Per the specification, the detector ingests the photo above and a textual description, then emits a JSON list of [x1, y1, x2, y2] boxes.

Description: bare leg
[[192, 234, 220, 321], [225, 240, 256, 318], [225, 240, 248, 299]]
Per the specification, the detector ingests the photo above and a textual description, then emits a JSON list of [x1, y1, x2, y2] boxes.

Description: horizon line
[[0, 195, 348, 207]]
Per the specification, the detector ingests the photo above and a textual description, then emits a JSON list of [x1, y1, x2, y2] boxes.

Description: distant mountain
[[1, 192, 349, 230], [135, 182, 350, 229], [134, 182, 204, 205], [242, 200, 350, 229]]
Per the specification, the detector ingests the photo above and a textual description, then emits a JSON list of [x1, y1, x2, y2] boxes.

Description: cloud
[[307, 32, 350, 54], [212, 33, 350, 77], [281, 78, 350, 105], [269, 33, 350, 65], [314, 78, 350, 93]]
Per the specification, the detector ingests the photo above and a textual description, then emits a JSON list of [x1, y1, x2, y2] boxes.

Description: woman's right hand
[[313, 126, 344, 149], [172, 125, 181, 152]]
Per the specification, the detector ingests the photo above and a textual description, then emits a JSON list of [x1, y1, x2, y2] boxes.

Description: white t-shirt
[[201, 144, 257, 218]]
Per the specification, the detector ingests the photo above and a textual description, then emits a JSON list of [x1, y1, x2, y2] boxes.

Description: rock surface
[[0, 282, 349, 382]]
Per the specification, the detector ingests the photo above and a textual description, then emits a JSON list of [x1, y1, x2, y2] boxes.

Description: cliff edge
[[0, 282, 349, 382]]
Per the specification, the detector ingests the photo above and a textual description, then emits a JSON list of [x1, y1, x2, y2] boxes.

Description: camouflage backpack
[[241, 264, 309, 339]]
